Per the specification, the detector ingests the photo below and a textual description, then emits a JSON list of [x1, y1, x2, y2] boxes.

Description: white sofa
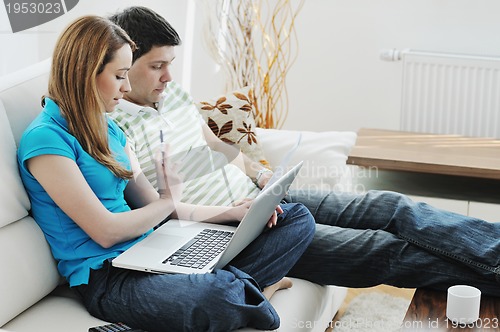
[[0, 59, 352, 332]]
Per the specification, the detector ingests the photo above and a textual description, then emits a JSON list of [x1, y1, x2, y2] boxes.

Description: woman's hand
[[256, 169, 274, 189], [155, 143, 184, 203], [230, 198, 253, 221]]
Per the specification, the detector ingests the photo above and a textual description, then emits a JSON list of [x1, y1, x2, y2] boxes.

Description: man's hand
[[266, 205, 283, 228], [233, 198, 283, 228]]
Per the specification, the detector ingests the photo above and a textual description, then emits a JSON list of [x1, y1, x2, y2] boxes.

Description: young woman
[[17, 16, 315, 331]]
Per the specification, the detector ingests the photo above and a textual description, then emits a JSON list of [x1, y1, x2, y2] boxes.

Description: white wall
[[189, 0, 500, 132], [0, 5, 40, 75], [2, 0, 500, 133], [282, 0, 500, 132], [0, 0, 188, 84]]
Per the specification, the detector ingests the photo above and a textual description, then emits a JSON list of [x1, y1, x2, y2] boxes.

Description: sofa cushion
[[240, 281, 347, 332], [256, 128, 357, 192], [2, 279, 346, 332], [1, 290, 105, 331], [0, 217, 60, 327], [0, 58, 60, 328], [0, 58, 50, 146], [0, 100, 30, 228]]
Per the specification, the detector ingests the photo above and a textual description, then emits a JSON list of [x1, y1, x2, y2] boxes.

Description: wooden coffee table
[[402, 288, 500, 331], [346, 127, 500, 210], [347, 128, 500, 180]]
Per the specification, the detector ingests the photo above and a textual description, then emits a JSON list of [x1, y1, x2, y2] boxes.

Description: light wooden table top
[[347, 128, 500, 180]]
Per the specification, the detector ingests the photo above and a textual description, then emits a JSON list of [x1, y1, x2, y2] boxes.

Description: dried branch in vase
[[203, 0, 304, 129]]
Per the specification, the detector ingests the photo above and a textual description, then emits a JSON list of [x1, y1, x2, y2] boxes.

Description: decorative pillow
[[196, 86, 270, 167]]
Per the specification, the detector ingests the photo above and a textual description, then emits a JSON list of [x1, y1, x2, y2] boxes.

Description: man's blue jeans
[[286, 190, 500, 296], [77, 203, 315, 332]]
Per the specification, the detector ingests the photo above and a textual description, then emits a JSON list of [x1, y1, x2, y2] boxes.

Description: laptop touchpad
[[143, 234, 186, 250]]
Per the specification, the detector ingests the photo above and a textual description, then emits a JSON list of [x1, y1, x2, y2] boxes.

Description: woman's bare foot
[[262, 277, 293, 300]]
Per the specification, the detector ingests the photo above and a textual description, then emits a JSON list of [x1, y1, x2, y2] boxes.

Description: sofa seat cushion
[[239, 282, 347, 332], [2, 280, 346, 332], [1, 290, 106, 332], [0, 217, 60, 327]]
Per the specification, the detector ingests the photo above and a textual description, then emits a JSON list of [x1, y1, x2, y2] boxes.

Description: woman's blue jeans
[[76, 203, 315, 332], [286, 190, 500, 296]]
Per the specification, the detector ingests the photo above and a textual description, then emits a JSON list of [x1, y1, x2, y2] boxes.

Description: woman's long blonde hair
[[47, 15, 136, 179]]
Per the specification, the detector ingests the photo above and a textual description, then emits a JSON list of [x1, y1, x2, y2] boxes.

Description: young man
[[109, 6, 500, 296]]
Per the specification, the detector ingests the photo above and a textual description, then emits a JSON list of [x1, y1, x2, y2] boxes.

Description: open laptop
[[112, 161, 303, 274]]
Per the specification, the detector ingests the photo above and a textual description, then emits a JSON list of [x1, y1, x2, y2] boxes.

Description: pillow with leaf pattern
[[196, 86, 270, 167]]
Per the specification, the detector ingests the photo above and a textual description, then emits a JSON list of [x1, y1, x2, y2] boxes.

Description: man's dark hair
[[109, 6, 181, 62]]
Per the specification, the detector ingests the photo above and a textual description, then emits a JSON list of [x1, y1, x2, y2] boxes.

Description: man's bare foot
[[262, 277, 293, 300]]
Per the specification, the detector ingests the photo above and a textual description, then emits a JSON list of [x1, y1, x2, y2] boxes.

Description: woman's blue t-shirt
[[17, 98, 148, 287]]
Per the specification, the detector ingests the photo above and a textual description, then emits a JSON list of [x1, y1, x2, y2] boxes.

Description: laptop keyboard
[[162, 229, 233, 269]]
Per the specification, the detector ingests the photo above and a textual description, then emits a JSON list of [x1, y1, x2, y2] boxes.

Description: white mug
[[446, 285, 481, 325]]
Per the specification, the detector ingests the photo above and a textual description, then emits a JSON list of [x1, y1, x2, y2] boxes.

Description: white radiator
[[396, 50, 500, 138]]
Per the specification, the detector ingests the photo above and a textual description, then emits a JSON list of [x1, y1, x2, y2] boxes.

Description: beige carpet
[[328, 286, 415, 332], [332, 292, 410, 331]]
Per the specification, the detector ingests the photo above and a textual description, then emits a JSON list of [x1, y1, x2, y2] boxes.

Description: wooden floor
[[326, 285, 416, 331]]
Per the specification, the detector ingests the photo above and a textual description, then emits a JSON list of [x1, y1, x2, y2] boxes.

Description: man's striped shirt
[[110, 81, 259, 207]]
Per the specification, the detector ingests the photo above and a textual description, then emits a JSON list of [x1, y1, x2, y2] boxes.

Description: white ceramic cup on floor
[[446, 285, 481, 325]]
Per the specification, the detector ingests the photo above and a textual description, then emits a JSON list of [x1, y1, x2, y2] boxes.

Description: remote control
[[88, 322, 144, 332]]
